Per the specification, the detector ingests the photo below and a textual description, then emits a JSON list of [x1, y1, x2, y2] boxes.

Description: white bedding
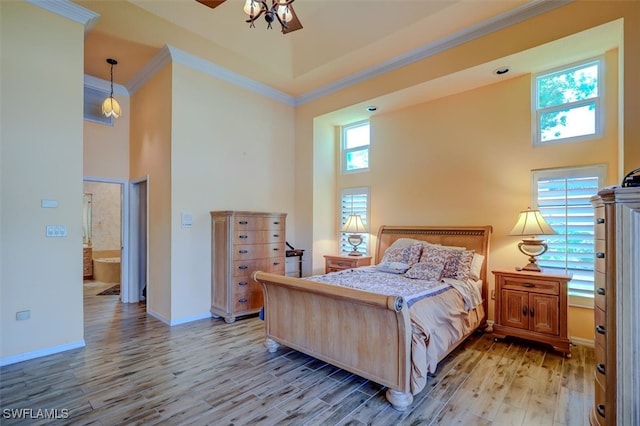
[[305, 266, 484, 394]]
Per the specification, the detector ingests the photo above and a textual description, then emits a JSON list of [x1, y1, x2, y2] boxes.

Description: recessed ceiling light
[[366, 106, 377, 112], [494, 66, 510, 75]]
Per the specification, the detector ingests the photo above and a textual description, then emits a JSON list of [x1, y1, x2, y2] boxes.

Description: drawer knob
[[596, 252, 605, 259], [596, 217, 605, 224], [273, 234, 280, 238], [597, 363, 606, 375], [522, 282, 534, 288], [273, 221, 280, 225], [273, 248, 279, 251], [597, 288, 605, 295], [596, 325, 606, 335], [238, 298, 248, 304], [273, 262, 280, 266], [597, 404, 605, 418], [238, 281, 248, 286], [239, 265, 248, 270], [239, 250, 248, 254], [239, 235, 248, 239], [239, 220, 248, 225], [522, 305, 528, 316]]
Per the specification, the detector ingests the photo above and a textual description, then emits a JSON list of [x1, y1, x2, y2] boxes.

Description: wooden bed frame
[[252, 225, 492, 410]]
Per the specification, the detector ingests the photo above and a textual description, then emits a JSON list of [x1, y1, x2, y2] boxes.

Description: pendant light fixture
[[102, 58, 122, 119]]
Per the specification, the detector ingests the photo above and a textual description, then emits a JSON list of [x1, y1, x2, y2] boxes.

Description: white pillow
[[469, 253, 485, 280]]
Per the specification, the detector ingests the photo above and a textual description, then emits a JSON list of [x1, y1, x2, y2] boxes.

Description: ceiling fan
[[195, 0, 303, 34]]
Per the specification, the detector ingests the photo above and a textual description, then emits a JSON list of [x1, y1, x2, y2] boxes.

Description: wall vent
[[84, 85, 114, 126]]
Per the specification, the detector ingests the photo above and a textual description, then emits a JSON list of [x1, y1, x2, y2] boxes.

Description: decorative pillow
[[375, 261, 411, 274], [387, 238, 423, 250], [469, 253, 485, 281], [442, 249, 475, 281], [414, 244, 454, 270], [404, 261, 445, 281], [380, 243, 422, 266]]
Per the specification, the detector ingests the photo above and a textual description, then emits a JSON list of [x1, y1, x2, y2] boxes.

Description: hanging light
[[102, 58, 122, 119], [244, 0, 298, 31]]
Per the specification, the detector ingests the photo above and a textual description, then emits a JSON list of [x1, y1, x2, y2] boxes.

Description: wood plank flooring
[[0, 281, 594, 425]]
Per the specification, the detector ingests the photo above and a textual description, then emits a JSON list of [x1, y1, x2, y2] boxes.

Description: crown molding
[[294, 0, 573, 106], [126, 45, 173, 95], [126, 45, 295, 107], [27, 0, 99, 33]]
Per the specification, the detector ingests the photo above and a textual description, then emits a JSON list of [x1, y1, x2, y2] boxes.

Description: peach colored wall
[[1, 3, 86, 361], [130, 64, 173, 322], [168, 63, 296, 322], [83, 98, 130, 180], [296, 2, 640, 343]]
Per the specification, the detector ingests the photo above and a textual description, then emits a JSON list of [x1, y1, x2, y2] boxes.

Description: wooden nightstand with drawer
[[492, 268, 572, 357], [324, 254, 372, 274]]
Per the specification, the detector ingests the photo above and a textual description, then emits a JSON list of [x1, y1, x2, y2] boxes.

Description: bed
[[252, 225, 492, 411]]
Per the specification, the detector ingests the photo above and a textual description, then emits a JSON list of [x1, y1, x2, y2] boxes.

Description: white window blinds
[[340, 188, 369, 255], [533, 166, 605, 300]]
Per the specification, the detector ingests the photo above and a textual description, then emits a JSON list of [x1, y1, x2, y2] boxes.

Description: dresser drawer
[[233, 258, 286, 277], [233, 278, 263, 294], [594, 272, 606, 310], [232, 289, 264, 312], [594, 306, 606, 348], [501, 277, 559, 295], [234, 230, 285, 245], [594, 239, 606, 273], [594, 207, 605, 239], [234, 215, 285, 231], [594, 342, 606, 384], [594, 376, 606, 422], [233, 243, 285, 260]]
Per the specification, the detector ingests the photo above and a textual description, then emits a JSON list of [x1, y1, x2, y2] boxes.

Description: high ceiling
[[76, 0, 620, 108]]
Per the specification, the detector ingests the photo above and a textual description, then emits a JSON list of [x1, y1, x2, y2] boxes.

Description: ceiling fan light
[[276, 4, 293, 22], [243, 0, 262, 16], [102, 96, 122, 118]]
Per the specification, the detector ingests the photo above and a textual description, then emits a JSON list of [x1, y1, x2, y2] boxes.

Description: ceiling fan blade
[[282, 4, 303, 34], [195, 0, 226, 9]]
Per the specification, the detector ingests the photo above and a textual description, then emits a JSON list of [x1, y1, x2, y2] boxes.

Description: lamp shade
[[508, 208, 556, 237], [341, 214, 367, 234], [102, 96, 121, 118]]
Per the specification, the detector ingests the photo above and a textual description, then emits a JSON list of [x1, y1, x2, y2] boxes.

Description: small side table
[[492, 268, 572, 357], [324, 254, 372, 274]]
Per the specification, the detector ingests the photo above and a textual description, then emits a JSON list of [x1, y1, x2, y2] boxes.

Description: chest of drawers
[[210, 211, 286, 323]]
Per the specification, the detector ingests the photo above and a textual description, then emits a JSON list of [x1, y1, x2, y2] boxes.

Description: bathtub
[[93, 251, 121, 283]]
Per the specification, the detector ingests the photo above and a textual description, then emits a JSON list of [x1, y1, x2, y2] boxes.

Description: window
[[533, 58, 602, 145], [340, 188, 369, 255], [532, 165, 605, 305], [342, 121, 370, 173]]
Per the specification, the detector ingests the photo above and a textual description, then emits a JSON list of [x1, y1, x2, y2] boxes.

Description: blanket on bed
[[305, 267, 483, 394]]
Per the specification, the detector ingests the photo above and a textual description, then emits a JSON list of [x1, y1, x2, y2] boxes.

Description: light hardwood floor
[[0, 281, 594, 425]]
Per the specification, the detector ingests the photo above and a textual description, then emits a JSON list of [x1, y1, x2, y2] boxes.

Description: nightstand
[[324, 254, 372, 274], [492, 268, 572, 357]]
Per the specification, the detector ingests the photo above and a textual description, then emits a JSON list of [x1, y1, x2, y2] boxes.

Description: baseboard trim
[[0, 340, 85, 367], [570, 336, 595, 348]]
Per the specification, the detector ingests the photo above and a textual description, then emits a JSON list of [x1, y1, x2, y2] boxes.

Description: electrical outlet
[[16, 310, 30, 321]]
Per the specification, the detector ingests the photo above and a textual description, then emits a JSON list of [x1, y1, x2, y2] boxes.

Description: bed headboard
[[374, 225, 493, 287]]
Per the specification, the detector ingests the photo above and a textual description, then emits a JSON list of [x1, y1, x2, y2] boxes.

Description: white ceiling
[[76, 0, 621, 112]]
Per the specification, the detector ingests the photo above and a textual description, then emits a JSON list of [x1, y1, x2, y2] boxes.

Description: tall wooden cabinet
[[589, 187, 640, 426], [210, 211, 286, 324]]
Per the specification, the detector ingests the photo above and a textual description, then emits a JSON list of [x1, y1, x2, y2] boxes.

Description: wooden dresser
[[83, 246, 93, 279], [210, 211, 286, 324], [492, 269, 572, 357], [589, 187, 640, 426]]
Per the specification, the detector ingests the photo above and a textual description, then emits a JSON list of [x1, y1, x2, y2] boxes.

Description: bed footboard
[[253, 271, 413, 411]]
